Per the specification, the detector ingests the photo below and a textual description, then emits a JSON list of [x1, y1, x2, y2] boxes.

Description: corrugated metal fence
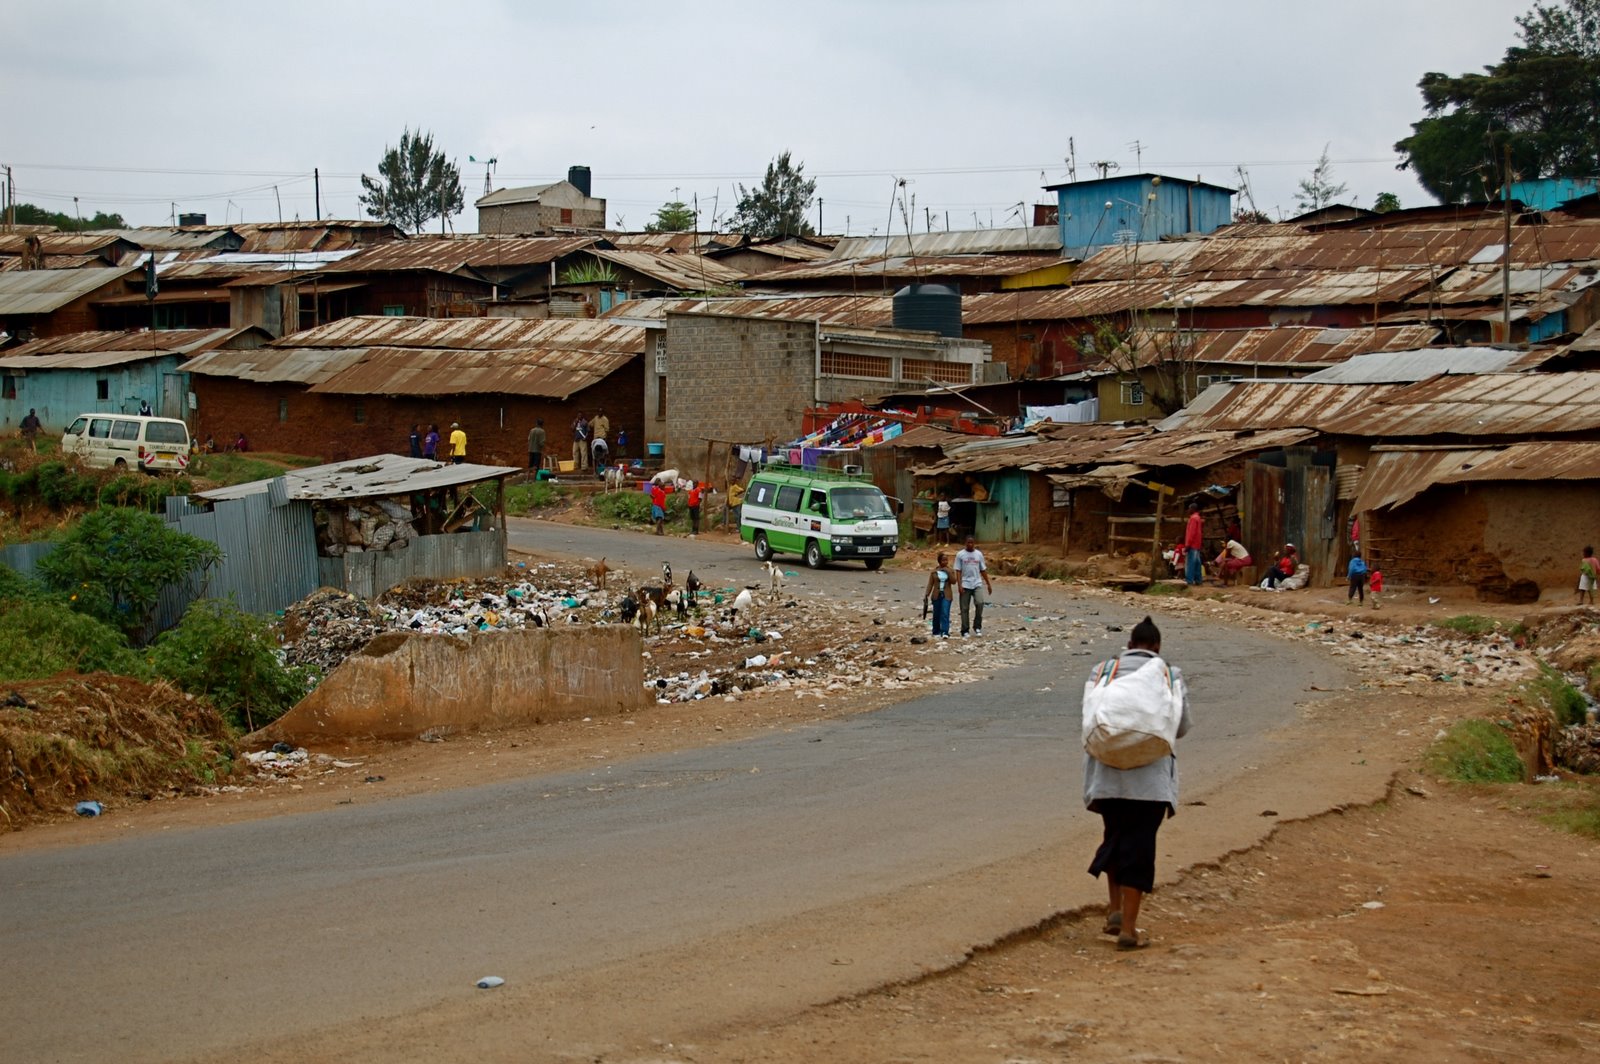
[[318, 528, 507, 599]]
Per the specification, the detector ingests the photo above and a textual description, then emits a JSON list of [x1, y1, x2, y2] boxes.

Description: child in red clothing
[[1578, 546, 1597, 606], [1368, 568, 1384, 609]]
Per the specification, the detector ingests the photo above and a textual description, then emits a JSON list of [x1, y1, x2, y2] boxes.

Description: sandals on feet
[[1101, 912, 1123, 936], [1116, 932, 1149, 951]]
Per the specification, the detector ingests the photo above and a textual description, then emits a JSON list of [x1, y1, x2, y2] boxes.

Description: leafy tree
[[35, 508, 222, 641], [1294, 145, 1350, 212], [1232, 207, 1273, 224], [646, 200, 696, 233], [358, 127, 465, 234], [731, 151, 817, 239], [5, 202, 127, 230], [1373, 191, 1403, 213], [1395, 0, 1600, 203], [150, 599, 312, 732]]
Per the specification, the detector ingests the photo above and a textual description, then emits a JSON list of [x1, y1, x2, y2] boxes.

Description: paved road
[[0, 520, 1350, 1062]]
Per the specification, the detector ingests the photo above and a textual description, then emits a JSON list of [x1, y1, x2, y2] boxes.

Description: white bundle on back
[[1081, 656, 1184, 769]]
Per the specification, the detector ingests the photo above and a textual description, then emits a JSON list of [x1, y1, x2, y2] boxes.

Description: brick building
[[0, 266, 141, 340], [178, 315, 644, 464], [657, 311, 991, 482], [476, 168, 606, 235]]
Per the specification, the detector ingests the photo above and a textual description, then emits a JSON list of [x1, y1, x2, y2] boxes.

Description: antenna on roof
[[1067, 137, 1077, 183], [1127, 140, 1144, 169], [1091, 160, 1119, 180], [469, 155, 498, 197]]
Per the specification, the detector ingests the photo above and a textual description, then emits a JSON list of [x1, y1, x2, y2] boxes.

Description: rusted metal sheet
[[1321, 372, 1600, 436], [199, 453, 517, 502], [1122, 325, 1439, 368], [1241, 461, 1286, 574], [1161, 380, 1405, 432], [1354, 442, 1600, 513], [830, 228, 1063, 258], [0, 266, 139, 315], [587, 249, 745, 288], [1302, 347, 1533, 383], [315, 236, 598, 274], [746, 254, 1070, 285], [305, 344, 636, 399], [0, 327, 256, 369], [179, 346, 367, 384], [917, 425, 1314, 475], [605, 293, 894, 327], [0, 232, 126, 256], [272, 314, 645, 353], [0, 254, 101, 272]]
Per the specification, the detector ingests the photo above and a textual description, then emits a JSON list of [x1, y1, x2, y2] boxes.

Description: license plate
[[157, 452, 176, 461], [857, 546, 879, 554]]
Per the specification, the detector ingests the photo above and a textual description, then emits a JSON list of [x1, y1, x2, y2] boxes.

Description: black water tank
[[892, 283, 962, 338], [568, 165, 592, 197], [178, 212, 206, 227]]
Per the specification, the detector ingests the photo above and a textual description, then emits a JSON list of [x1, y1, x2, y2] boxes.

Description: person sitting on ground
[[1262, 543, 1297, 589], [1213, 537, 1253, 586]]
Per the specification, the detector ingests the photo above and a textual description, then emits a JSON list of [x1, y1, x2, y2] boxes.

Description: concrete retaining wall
[[254, 626, 647, 744]]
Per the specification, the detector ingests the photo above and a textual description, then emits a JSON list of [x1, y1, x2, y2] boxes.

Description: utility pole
[[314, 168, 321, 220], [1501, 141, 1512, 344], [3, 165, 13, 231], [816, 197, 823, 234]]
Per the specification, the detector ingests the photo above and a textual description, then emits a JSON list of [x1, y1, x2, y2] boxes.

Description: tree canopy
[[1294, 145, 1350, 213], [731, 151, 817, 239], [358, 127, 465, 234], [646, 200, 696, 233], [1395, 0, 1600, 203], [6, 202, 127, 230]]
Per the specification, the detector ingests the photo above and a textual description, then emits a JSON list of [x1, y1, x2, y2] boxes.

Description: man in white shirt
[[954, 535, 994, 637]]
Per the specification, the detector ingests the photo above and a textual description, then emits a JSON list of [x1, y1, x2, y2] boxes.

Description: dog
[[589, 556, 609, 591], [763, 560, 784, 601]]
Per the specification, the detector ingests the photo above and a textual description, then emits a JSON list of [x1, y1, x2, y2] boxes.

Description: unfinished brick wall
[[189, 362, 643, 466], [663, 313, 816, 482]]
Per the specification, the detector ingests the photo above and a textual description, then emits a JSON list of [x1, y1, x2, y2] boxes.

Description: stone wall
[[253, 627, 648, 744]]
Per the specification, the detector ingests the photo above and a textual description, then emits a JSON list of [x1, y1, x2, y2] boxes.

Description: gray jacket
[[1081, 649, 1192, 814]]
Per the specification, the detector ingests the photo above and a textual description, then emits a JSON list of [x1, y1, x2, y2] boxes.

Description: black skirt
[[1087, 798, 1169, 894]]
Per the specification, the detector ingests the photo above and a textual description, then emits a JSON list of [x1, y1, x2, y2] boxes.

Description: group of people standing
[[408, 423, 469, 464]]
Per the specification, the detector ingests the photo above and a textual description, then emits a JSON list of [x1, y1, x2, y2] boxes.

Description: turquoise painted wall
[[1, 357, 187, 433]]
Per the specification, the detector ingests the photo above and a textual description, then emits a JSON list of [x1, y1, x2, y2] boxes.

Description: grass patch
[[1528, 662, 1589, 728], [1509, 778, 1600, 839], [1433, 614, 1500, 637], [594, 488, 669, 527], [503, 480, 571, 515], [1425, 718, 1525, 783], [186, 451, 321, 486], [1145, 582, 1189, 597]]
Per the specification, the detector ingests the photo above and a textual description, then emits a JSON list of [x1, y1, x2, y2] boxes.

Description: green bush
[[503, 480, 570, 514], [1425, 719, 1525, 783], [0, 598, 144, 680], [1433, 615, 1499, 637], [594, 488, 658, 525], [33, 461, 100, 509], [35, 507, 223, 640], [1529, 663, 1590, 728], [149, 598, 312, 732]]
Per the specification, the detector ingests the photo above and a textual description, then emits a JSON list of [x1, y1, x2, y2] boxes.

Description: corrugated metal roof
[[304, 344, 636, 399], [0, 232, 128, 256], [829, 227, 1063, 259], [273, 314, 644, 352], [610, 232, 747, 253], [586, 248, 745, 288], [604, 294, 894, 326], [0, 266, 138, 315], [1355, 442, 1600, 512], [1320, 371, 1600, 436], [314, 236, 598, 274], [198, 453, 516, 503], [0, 254, 100, 272], [915, 426, 1313, 475], [872, 423, 971, 450], [1157, 379, 1403, 432], [87, 227, 240, 251], [179, 346, 368, 385], [1419, 262, 1600, 304], [0, 327, 256, 369], [746, 254, 1070, 284], [1121, 325, 1440, 369], [1302, 346, 1534, 383]]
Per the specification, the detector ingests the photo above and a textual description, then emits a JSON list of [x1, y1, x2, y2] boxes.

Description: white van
[[61, 414, 191, 473]]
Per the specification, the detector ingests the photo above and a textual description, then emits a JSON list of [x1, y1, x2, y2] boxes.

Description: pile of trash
[[315, 498, 416, 557]]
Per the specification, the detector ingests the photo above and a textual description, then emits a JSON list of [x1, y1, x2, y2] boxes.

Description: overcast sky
[[4, 0, 1535, 234]]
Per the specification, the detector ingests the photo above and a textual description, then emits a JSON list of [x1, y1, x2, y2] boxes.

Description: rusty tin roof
[[1355, 441, 1600, 512]]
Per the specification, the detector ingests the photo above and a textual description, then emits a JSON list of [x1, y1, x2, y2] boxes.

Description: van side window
[[89, 418, 112, 439], [67, 417, 88, 435], [749, 481, 775, 506], [808, 490, 829, 516], [774, 485, 803, 512], [111, 421, 139, 441]]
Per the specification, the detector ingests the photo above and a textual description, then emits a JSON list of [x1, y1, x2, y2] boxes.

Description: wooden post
[[1149, 488, 1166, 581]]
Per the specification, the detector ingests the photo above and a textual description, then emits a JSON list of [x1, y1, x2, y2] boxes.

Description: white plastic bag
[[1081, 655, 1183, 769]]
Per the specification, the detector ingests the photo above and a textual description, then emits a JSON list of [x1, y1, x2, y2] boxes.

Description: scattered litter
[[364, 775, 385, 784], [74, 801, 103, 817], [1361, 901, 1386, 910], [475, 976, 505, 989]]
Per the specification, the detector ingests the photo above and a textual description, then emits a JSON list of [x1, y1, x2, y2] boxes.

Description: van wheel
[[114, 458, 127, 469], [753, 532, 772, 562], [804, 540, 824, 569], [864, 558, 883, 571]]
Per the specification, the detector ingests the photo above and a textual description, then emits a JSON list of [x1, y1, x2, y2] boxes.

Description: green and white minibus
[[739, 464, 899, 570]]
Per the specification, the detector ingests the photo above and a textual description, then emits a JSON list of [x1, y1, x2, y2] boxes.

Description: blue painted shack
[[1046, 173, 1234, 257], [0, 326, 271, 433], [1509, 176, 1600, 212]]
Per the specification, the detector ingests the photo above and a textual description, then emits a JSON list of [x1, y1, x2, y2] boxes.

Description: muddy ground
[[6, 515, 1600, 1060]]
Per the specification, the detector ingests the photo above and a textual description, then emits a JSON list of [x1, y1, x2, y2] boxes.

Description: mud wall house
[[177, 315, 644, 464], [659, 310, 991, 483], [0, 326, 270, 432], [0, 266, 141, 341], [476, 171, 607, 235]]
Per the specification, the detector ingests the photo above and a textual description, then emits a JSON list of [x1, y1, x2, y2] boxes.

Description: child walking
[[1368, 567, 1384, 609], [1579, 546, 1598, 606], [923, 552, 955, 637], [1347, 552, 1369, 605]]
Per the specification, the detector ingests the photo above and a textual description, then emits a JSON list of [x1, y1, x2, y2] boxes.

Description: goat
[[763, 560, 784, 601], [589, 556, 609, 591], [604, 465, 626, 493], [618, 595, 639, 625], [685, 569, 702, 604], [636, 597, 659, 635]]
